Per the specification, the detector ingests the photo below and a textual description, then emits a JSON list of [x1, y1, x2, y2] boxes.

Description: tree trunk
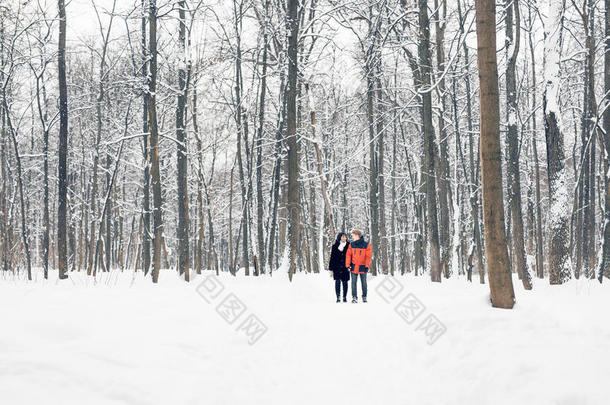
[[33, 71, 50, 278], [475, 0, 515, 308], [141, 0, 151, 276], [229, 164, 235, 274], [526, 0, 545, 279], [255, 0, 270, 273], [544, 0, 571, 284], [580, 0, 597, 278], [93, 107, 130, 279], [176, 0, 189, 281], [308, 86, 335, 241], [234, 0, 250, 276], [375, 70, 390, 276], [599, 0, 610, 281], [457, 0, 484, 283], [418, 0, 442, 282], [505, 0, 532, 289], [2, 102, 32, 280], [149, 0, 164, 283], [286, 0, 300, 281], [433, 0, 452, 278], [57, 0, 69, 280], [364, 45, 379, 275], [391, 69, 399, 275]]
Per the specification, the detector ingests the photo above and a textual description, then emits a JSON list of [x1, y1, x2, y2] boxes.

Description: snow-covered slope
[[1, 269, 608, 404]]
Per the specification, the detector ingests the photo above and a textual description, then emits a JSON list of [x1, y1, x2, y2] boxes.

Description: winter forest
[[1, 0, 610, 402], [3, 0, 609, 294]]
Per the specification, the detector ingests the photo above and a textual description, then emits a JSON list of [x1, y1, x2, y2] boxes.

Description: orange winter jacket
[[345, 238, 372, 274]]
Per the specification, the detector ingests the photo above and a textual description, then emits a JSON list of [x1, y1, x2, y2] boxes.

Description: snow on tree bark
[[543, 0, 572, 284]]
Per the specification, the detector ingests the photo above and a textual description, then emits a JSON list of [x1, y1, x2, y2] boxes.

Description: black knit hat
[[335, 232, 347, 243]]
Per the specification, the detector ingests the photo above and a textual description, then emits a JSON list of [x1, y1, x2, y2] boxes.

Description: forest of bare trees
[[1, 0, 609, 303]]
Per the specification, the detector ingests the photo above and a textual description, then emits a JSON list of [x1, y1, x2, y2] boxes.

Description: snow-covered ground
[[1, 269, 608, 405]]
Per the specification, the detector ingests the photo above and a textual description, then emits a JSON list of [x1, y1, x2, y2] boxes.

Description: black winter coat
[[329, 241, 350, 281]]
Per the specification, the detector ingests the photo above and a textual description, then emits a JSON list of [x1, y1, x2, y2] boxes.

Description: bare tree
[[57, 0, 69, 280], [418, 0, 442, 282], [255, 0, 271, 273], [544, 0, 571, 284], [504, 0, 532, 290], [1, 0, 605, 290], [599, 0, 610, 281], [141, 0, 151, 275], [526, 0, 544, 279], [475, 0, 515, 308], [286, 0, 300, 281], [149, 0, 163, 283], [176, 0, 189, 281]]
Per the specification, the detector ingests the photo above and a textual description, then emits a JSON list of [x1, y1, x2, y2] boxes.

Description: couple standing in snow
[[328, 229, 372, 303]]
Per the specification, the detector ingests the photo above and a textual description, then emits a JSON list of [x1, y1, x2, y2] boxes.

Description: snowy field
[[1, 269, 609, 405]]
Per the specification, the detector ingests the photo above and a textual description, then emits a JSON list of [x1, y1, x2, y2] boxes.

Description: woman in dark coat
[[328, 232, 350, 302]]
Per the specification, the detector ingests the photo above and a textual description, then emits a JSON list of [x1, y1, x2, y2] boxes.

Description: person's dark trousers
[[335, 279, 348, 298], [351, 272, 367, 298]]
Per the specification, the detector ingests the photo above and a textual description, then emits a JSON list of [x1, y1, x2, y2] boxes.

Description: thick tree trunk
[[475, 0, 515, 308]]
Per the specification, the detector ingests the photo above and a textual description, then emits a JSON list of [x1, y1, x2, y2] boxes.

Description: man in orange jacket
[[345, 229, 372, 303]]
